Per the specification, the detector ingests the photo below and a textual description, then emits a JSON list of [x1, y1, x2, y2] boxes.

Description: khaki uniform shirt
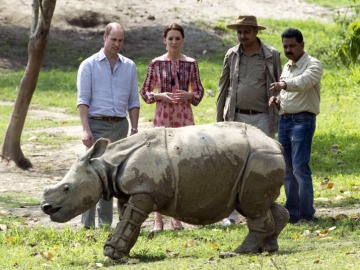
[[279, 52, 323, 115], [216, 39, 282, 134], [237, 48, 268, 113]]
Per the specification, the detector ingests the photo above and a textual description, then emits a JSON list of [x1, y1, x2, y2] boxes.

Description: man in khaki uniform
[[216, 15, 282, 225]]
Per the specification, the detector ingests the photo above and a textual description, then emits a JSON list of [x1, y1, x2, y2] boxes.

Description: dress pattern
[[141, 54, 204, 127]]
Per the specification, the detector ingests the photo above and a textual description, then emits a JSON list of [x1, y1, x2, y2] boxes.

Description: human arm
[[185, 60, 204, 106], [128, 107, 139, 135], [77, 60, 94, 147], [216, 52, 231, 122], [128, 63, 140, 135], [282, 58, 323, 92], [78, 104, 94, 147], [270, 57, 323, 93], [140, 60, 159, 104]]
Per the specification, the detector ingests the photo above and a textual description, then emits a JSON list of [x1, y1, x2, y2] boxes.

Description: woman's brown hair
[[163, 23, 185, 38]]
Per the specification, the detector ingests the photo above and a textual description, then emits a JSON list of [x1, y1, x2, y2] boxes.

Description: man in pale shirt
[[269, 28, 323, 225], [77, 22, 140, 229], [217, 15, 282, 226]]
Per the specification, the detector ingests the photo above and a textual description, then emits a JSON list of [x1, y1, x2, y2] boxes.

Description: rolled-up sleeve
[[77, 61, 92, 107], [128, 62, 140, 110], [283, 58, 323, 93]]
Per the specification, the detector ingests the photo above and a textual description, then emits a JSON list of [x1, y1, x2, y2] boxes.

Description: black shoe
[[288, 216, 300, 224], [294, 217, 318, 226]]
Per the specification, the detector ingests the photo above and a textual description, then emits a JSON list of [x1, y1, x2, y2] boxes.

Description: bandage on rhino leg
[[104, 194, 154, 259]]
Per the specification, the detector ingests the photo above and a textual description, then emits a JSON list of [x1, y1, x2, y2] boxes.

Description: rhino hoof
[[104, 245, 129, 260], [234, 243, 261, 254], [261, 238, 279, 253]]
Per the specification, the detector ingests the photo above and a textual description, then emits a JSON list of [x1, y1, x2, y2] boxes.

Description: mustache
[[286, 52, 294, 56]]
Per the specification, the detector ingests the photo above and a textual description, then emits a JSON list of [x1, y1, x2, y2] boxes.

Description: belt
[[235, 108, 263, 115], [281, 112, 315, 119], [89, 116, 126, 122]]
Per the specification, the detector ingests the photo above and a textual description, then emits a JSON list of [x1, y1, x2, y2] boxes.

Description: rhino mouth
[[41, 203, 62, 215], [49, 207, 62, 214]]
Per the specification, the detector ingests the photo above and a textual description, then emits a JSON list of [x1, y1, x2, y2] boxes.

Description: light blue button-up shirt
[[77, 49, 140, 117]]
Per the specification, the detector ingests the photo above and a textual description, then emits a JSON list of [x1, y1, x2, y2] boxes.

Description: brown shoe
[[170, 218, 184, 230]]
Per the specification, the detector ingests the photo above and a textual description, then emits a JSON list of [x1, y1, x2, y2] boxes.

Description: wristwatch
[[131, 128, 138, 133]]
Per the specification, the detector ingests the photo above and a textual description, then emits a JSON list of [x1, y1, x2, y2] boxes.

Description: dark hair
[[163, 23, 185, 38], [281, 28, 303, 43]]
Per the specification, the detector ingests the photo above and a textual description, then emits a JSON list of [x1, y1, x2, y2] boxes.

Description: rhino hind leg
[[234, 208, 275, 254], [261, 203, 289, 253], [234, 229, 273, 254], [104, 194, 154, 260]]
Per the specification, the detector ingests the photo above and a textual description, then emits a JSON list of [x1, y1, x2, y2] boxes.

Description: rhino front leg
[[104, 194, 155, 260], [234, 209, 275, 254], [261, 203, 289, 253]]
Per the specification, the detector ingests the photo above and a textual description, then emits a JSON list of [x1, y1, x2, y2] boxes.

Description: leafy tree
[[1, 0, 56, 169], [336, 0, 360, 67], [338, 21, 360, 66]]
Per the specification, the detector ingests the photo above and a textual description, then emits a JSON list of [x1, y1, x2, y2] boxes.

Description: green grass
[[305, 0, 356, 8], [1, 12, 360, 269], [0, 194, 39, 208], [0, 219, 359, 269]]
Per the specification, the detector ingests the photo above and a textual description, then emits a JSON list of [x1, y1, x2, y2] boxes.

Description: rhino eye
[[63, 184, 70, 192]]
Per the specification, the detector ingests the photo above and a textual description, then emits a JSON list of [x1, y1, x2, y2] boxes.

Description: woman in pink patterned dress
[[140, 23, 204, 232]]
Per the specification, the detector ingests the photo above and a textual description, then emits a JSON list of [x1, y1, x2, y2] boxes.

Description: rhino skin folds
[[41, 122, 289, 260]]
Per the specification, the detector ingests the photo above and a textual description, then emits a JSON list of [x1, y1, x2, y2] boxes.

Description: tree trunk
[[1, 0, 57, 169]]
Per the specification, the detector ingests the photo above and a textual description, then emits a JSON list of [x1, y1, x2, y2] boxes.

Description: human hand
[[130, 128, 138, 136], [173, 89, 193, 102], [268, 96, 280, 109], [82, 130, 94, 147], [269, 81, 287, 92], [155, 92, 178, 104]]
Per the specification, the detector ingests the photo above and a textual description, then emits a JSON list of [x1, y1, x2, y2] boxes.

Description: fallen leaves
[[40, 251, 55, 260], [184, 239, 198, 248], [6, 236, 14, 243], [292, 226, 337, 240], [320, 177, 334, 190], [316, 226, 336, 239], [165, 249, 179, 258]]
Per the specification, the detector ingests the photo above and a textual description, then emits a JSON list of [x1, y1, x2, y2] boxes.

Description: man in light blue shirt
[[77, 22, 140, 229]]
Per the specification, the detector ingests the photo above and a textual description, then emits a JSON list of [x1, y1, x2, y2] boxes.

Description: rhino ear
[[80, 138, 110, 162]]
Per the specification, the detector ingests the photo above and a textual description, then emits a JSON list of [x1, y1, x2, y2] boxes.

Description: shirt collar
[[238, 38, 264, 57], [286, 51, 308, 68], [98, 48, 124, 62]]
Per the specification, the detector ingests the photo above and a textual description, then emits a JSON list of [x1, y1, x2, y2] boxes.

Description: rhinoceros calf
[[41, 122, 289, 259]]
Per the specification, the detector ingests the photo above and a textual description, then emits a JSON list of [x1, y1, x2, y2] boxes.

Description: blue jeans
[[278, 112, 316, 222]]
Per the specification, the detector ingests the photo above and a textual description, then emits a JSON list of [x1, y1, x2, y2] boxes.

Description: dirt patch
[[0, 0, 335, 69], [1, 1, 358, 231]]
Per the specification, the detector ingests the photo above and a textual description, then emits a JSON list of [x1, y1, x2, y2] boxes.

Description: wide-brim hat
[[227, 15, 266, 30]]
